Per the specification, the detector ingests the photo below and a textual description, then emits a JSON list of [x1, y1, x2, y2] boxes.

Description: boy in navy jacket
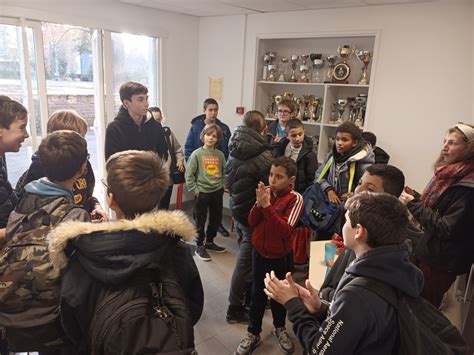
[[236, 156, 303, 355]]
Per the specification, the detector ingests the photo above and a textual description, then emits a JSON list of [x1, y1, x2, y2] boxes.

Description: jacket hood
[[228, 125, 270, 160], [332, 139, 374, 164], [115, 105, 153, 125], [345, 240, 424, 297], [24, 178, 73, 198], [48, 210, 196, 280], [190, 114, 224, 126]]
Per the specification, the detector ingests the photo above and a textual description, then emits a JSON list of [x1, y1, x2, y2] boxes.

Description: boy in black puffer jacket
[[48, 150, 203, 355], [225, 110, 273, 324]]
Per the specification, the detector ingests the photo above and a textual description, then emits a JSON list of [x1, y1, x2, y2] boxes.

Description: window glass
[[111, 32, 158, 111]]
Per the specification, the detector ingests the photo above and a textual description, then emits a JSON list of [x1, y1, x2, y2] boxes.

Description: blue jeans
[[228, 222, 253, 307]]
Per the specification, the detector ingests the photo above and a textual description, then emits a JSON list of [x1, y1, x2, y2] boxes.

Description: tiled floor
[[191, 219, 304, 355]]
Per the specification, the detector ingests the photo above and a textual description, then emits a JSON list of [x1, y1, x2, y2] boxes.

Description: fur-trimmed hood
[[49, 210, 196, 283]]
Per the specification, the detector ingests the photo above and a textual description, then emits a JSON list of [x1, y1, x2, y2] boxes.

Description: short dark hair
[[365, 164, 405, 197], [148, 106, 162, 114], [362, 131, 377, 147], [287, 118, 304, 131], [243, 110, 266, 132], [119, 81, 148, 103], [38, 130, 88, 182], [336, 121, 362, 142], [203, 98, 219, 110], [273, 156, 297, 178], [278, 99, 296, 113], [106, 150, 169, 218], [0, 95, 28, 129], [200, 123, 222, 145], [345, 192, 408, 248]]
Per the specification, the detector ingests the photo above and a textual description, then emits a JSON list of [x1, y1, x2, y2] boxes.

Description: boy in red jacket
[[236, 156, 303, 355]]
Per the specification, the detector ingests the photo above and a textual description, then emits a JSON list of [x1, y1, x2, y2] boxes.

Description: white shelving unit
[[253, 33, 379, 163]]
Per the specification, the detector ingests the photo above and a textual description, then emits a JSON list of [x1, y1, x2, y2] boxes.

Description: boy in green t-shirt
[[185, 123, 226, 261]]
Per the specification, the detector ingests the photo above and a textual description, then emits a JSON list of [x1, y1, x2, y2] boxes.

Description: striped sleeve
[[288, 190, 303, 227]]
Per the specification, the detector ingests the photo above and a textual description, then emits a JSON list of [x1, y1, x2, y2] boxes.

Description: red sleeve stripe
[[288, 191, 303, 226]]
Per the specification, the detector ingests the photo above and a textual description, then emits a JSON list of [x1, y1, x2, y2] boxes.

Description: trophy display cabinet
[[253, 33, 379, 163]]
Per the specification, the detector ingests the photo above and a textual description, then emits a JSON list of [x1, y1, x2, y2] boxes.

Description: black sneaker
[[195, 245, 211, 261], [226, 306, 249, 324], [218, 224, 230, 237], [205, 242, 227, 253]]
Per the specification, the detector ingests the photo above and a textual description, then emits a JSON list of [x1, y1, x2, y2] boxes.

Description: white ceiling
[[119, 0, 437, 17]]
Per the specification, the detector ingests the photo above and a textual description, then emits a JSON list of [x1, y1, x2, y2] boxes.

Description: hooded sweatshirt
[[286, 240, 424, 354], [184, 114, 231, 161], [48, 210, 204, 354], [15, 152, 98, 213], [105, 106, 168, 161]]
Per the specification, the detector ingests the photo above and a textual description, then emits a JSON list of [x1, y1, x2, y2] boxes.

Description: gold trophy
[[333, 45, 355, 83], [355, 49, 372, 85], [309, 97, 321, 123]]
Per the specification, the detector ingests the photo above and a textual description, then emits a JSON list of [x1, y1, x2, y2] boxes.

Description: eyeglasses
[[277, 109, 291, 114], [101, 178, 111, 193]]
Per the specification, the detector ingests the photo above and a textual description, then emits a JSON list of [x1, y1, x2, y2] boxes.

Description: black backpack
[[349, 277, 467, 355], [88, 268, 196, 355]]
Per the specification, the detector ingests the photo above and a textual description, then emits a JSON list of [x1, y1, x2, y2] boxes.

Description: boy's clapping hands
[[255, 181, 271, 208], [264, 271, 322, 315]]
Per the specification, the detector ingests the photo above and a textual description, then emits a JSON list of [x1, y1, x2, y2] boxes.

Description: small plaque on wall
[[209, 77, 223, 101]]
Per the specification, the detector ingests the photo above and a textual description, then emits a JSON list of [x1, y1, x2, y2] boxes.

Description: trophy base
[[288, 78, 298, 83], [357, 79, 369, 85]]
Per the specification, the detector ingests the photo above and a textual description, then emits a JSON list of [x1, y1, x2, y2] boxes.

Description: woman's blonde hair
[[434, 122, 474, 168]]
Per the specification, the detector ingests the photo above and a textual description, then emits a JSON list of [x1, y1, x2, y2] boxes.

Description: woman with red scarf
[[400, 123, 474, 308]]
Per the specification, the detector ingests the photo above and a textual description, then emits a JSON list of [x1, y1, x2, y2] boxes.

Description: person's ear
[[123, 99, 131, 110], [74, 162, 87, 179], [354, 223, 368, 243], [107, 192, 124, 217], [289, 175, 296, 188], [353, 139, 358, 147]]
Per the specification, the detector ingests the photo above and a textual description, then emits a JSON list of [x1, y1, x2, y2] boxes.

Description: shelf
[[257, 81, 369, 89]]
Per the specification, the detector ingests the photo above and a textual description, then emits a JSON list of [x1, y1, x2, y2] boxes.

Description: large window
[[0, 23, 38, 186], [0, 17, 161, 206], [111, 32, 159, 112]]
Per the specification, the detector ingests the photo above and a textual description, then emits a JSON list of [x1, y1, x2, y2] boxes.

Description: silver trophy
[[278, 57, 289, 82], [299, 54, 310, 83], [310, 53, 325, 83], [355, 49, 372, 85], [266, 52, 277, 81], [354, 94, 367, 127], [334, 99, 348, 124], [325, 55, 338, 83], [289, 55, 299, 82], [262, 53, 271, 80]]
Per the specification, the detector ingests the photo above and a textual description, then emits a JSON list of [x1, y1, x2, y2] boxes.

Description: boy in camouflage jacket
[[0, 130, 90, 353]]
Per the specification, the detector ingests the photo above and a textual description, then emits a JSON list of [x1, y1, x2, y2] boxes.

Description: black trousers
[[248, 249, 294, 335], [159, 185, 173, 210], [194, 188, 224, 246]]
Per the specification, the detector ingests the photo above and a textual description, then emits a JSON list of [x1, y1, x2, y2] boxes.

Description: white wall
[[198, 0, 473, 191], [1, 0, 199, 143]]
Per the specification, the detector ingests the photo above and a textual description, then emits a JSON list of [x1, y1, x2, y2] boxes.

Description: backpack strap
[[163, 126, 176, 167], [316, 156, 334, 183], [348, 276, 399, 309], [347, 162, 356, 193]]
